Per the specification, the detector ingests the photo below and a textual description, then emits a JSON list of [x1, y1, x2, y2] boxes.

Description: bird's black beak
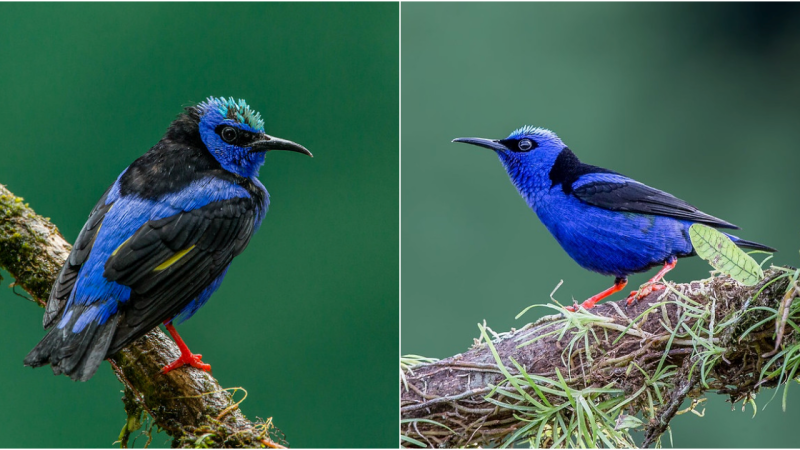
[[250, 135, 313, 157], [452, 137, 506, 152]]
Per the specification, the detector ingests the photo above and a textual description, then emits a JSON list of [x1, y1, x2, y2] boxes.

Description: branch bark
[[0, 183, 285, 448], [401, 264, 797, 448]]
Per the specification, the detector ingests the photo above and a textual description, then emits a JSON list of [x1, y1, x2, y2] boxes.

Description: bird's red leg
[[566, 277, 628, 312], [627, 258, 678, 306], [161, 322, 212, 374]]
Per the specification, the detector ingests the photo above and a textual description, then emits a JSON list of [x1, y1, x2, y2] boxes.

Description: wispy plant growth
[[402, 256, 799, 448]]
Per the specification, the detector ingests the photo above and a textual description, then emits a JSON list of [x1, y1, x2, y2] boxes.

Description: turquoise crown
[[200, 96, 265, 131]]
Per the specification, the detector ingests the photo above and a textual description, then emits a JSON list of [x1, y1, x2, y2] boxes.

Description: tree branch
[[0, 183, 286, 448], [401, 264, 798, 448]]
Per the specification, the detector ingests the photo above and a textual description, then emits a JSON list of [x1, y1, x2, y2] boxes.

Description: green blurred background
[[402, 3, 800, 447], [0, 2, 397, 448]]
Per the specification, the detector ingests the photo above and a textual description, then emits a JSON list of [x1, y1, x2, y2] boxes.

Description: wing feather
[[571, 173, 738, 229], [104, 196, 257, 354], [44, 187, 113, 328]]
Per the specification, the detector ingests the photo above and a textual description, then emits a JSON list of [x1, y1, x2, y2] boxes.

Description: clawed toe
[[565, 300, 581, 312], [161, 353, 212, 374], [626, 283, 666, 306]]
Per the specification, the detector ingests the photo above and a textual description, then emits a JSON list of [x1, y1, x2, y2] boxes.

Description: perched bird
[[453, 126, 774, 311], [25, 97, 312, 381]]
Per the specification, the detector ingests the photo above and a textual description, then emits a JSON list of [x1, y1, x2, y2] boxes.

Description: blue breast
[[533, 190, 694, 277]]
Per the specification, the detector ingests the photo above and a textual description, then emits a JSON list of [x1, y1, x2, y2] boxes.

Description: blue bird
[[25, 97, 312, 381], [453, 126, 774, 311]]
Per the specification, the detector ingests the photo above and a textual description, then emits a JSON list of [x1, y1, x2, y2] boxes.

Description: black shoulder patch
[[119, 144, 221, 199], [238, 177, 266, 207], [119, 112, 256, 200], [548, 147, 616, 194]]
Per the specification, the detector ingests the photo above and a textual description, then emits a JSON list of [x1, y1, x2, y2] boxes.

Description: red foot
[[626, 258, 677, 306], [565, 277, 628, 312], [161, 322, 212, 374], [161, 352, 211, 374], [626, 284, 666, 306]]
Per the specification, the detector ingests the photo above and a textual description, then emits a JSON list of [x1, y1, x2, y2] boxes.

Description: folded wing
[[570, 173, 738, 229], [44, 187, 114, 328], [104, 196, 257, 353]]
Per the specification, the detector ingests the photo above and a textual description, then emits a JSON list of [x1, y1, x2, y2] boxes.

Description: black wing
[[104, 196, 257, 354], [571, 175, 739, 229], [43, 187, 114, 328]]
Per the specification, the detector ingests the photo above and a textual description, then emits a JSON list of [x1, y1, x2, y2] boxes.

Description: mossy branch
[[0, 183, 286, 448], [401, 265, 800, 448]]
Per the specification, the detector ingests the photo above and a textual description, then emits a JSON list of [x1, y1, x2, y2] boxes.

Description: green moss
[[119, 389, 146, 448], [172, 416, 282, 449], [0, 185, 63, 303], [0, 192, 26, 218]]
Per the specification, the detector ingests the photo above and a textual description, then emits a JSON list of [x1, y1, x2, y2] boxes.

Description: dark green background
[[0, 2, 398, 448], [402, 3, 800, 448]]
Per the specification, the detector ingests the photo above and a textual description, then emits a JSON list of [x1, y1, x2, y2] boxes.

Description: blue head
[[453, 126, 568, 191], [194, 97, 312, 178]]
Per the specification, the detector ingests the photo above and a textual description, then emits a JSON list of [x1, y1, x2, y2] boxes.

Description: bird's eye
[[221, 127, 238, 143], [518, 139, 534, 152]]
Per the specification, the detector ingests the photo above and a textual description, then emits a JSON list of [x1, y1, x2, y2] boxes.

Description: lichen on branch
[[401, 265, 800, 448]]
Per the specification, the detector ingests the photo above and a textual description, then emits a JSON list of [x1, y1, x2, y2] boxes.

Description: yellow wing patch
[[111, 236, 132, 256], [154, 245, 196, 272]]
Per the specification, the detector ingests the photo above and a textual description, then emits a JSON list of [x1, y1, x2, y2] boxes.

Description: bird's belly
[[536, 198, 693, 277], [171, 267, 230, 324]]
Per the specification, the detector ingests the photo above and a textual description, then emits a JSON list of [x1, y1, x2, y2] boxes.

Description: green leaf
[[614, 414, 644, 431], [400, 435, 427, 447], [689, 223, 764, 286]]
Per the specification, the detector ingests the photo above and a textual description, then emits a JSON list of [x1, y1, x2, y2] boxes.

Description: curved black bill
[[251, 135, 313, 157], [452, 137, 505, 152]]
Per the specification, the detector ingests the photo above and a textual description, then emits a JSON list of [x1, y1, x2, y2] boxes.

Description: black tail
[[24, 305, 120, 382], [733, 237, 777, 253]]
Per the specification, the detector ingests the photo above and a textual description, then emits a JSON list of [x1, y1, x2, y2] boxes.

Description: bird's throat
[[499, 156, 542, 209], [218, 151, 266, 179]]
